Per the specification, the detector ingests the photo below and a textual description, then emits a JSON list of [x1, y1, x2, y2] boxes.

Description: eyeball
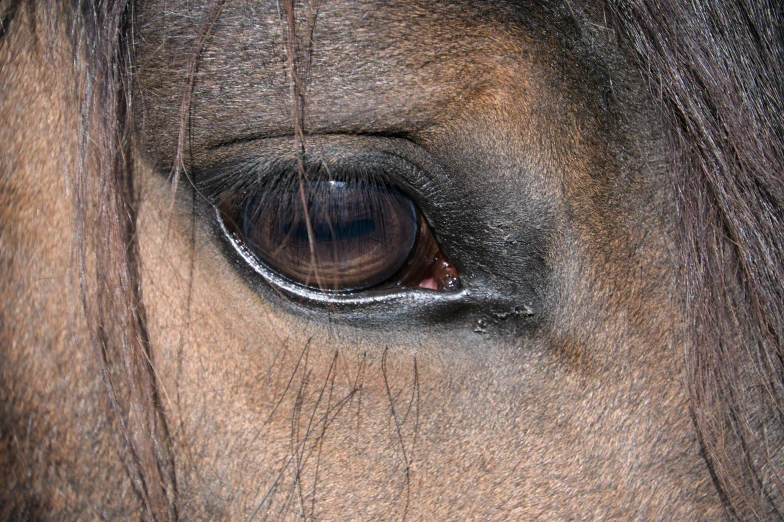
[[214, 155, 461, 297], [242, 181, 419, 292]]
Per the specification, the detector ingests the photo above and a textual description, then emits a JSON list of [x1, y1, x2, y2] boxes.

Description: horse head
[[1, 1, 782, 519]]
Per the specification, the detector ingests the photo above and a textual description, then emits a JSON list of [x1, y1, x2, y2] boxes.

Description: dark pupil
[[284, 218, 376, 243], [243, 181, 418, 291]]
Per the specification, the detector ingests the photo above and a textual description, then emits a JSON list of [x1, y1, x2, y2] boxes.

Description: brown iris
[[236, 180, 460, 293]]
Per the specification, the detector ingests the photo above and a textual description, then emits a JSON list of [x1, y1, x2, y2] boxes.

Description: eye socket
[[215, 160, 461, 295]]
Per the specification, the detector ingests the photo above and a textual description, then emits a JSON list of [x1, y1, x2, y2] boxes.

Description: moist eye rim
[[216, 206, 469, 308]]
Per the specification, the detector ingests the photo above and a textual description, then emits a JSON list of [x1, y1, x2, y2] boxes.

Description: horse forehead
[[137, 0, 549, 148]]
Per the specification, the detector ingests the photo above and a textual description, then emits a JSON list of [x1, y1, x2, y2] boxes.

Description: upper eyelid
[[193, 136, 444, 210]]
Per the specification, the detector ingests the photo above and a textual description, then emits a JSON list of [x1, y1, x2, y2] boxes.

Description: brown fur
[[1, 0, 781, 520]]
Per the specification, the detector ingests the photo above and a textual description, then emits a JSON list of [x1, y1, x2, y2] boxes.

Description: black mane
[[611, 1, 784, 517]]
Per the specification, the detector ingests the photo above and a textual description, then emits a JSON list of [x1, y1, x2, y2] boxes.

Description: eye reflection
[[243, 181, 419, 292]]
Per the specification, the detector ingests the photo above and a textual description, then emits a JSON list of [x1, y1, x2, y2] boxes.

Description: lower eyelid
[[215, 204, 469, 311]]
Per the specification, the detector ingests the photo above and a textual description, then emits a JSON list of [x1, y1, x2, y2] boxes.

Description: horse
[[1, 0, 782, 519]]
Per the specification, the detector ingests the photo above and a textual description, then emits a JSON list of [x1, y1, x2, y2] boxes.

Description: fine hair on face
[[1, 1, 782, 520]]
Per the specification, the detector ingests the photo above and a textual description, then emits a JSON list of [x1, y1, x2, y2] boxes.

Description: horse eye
[[227, 180, 460, 294]]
